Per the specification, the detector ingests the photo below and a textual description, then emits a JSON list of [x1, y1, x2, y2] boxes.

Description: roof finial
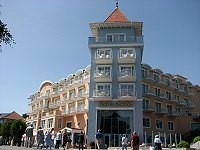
[[116, 0, 119, 8]]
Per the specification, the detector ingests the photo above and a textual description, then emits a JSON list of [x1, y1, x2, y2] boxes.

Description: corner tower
[[88, 4, 144, 146]]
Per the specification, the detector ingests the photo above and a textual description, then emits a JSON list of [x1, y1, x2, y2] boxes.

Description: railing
[[119, 69, 135, 77], [89, 36, 143, 43], [118, 89, 137, 97], [94, 89, 111, 97], [94, 70, 111, 77]]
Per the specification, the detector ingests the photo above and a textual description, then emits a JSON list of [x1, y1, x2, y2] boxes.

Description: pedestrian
[[45, 130, 52, 149], [55, 131, 62, 149], [37, 126, 44, 149], [78, 131, 84, 150], [25, 124, 33, 148], [131, 131, 139, 150], [154, 135, 162, 150], [17, 126, 24, 147], [62, 129, 68, 150], [95, 129, 103, 150], [50, 128, 55, 148], [121, 134, 128, 150]]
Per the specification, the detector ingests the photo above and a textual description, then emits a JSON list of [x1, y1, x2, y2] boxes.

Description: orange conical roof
[[104, 8, 128, 22]]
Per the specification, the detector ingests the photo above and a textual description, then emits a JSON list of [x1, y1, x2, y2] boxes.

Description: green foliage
[[193, 136, 200, 144], [183, 127, 200, 144], [0, 20, 15, 52], [10, 120, 26, 145], [178, 140, 190, 148]]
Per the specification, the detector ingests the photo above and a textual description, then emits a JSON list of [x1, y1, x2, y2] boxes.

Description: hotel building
[[26, 5, 200, 147]]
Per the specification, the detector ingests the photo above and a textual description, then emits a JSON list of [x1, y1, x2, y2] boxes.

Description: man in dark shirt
[[78, 131, 84, 150]]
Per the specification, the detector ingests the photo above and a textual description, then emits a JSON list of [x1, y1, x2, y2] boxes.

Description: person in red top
[[131, 131, 139, 150]]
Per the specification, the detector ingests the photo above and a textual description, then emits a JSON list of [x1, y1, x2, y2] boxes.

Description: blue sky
[[0, 0, 199, 115]]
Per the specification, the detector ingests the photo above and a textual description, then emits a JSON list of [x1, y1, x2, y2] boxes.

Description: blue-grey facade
[[87, 7, 144, 147]]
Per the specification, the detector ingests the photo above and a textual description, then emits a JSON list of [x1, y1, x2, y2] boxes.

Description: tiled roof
[[104, 8, 128, 22], [0, 111, 22, 120]]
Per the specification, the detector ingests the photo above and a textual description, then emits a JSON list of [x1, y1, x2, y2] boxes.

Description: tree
[[10, 119, 26, 146], [0, 10, 15, 52]]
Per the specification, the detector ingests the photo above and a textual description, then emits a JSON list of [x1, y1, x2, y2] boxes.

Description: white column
[[175, 134, 177, 148], [145, 132, 147, 144], [164, 132, 167, 147], [152, 131, 154, 146], [170, 133, 172, 147]]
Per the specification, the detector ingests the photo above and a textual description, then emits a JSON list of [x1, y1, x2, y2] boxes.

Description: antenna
[[116, 0, 119, 8]]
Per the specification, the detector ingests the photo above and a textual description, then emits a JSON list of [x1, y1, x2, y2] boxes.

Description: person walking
[[45, 130, 52, 149], [25, 124, 33, 148], [78, 131, 84, 150], [95, 129, 103, 150], [131, 131, 139, 150], [121, 134, 128, 150], [37, 126, 44, 149], [17, 126, 24, 147], [55, 131, 62, 149], [154, 135, 162, 150], [62, 129, 68, 150], [50, 128, 55, 148]]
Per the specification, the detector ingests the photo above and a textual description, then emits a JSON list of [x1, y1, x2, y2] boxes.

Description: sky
[[0, 0, 200, 115]]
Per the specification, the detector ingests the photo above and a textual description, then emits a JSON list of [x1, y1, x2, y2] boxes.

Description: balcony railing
[[89, 36, 143, 44], [94, 89, 111, 97], [118, 89, 137, 97]]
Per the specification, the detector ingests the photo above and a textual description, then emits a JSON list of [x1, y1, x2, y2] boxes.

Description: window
[[168, 122, 174, 131], [106, 33, 126, 42], [96, 49, 111, 59], [155, 88, 161, 97], [120, 84, 135, 97], [166, 91, 172, 100], [47, 118, 53, 128], [96, 84, 111, 96], [184, 98, 189, 106], [153, 72, 159, 81], [175, 95, 180, 103], [143, 117, 150, 128], [96, 66, 111, 77], [41, 120, 45, 129], [176, 107, 181, 115], [155, 102, 161, 112], [142, 68, 148, 78], [119, 65, 135, 77], [119, 48, 136, 58], [174, 80, 179, 89], [57, 118, 62, 129], [166, 78, 170, 86], [69, 90, 74, 99], [142, 84, 149, 94], [156, 120, 163, 129], [78, 88, 83, 97], [143, 99, 150, 109], [66, 121, 72, 128], [184, 85, 188, 93], [167, 105, 172, 114]]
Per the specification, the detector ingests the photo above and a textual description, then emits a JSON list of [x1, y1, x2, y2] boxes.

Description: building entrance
[[97, 109, 134, 147]]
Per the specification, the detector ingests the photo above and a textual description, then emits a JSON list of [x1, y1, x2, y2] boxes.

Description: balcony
[[37, 93, 50, 100], [166, 111, 179, 117], [94, 54, 112, 64], [49, 103, 58, 109], [118, 89, 137, 100], [143, 106, 155, 112], [88, 36, 144, 46], [118, 70, 136, 82], [143, 89, 155, 97], [76, 105, 88, 114], [93, 89, 112, 101], [155, 109, 167, 115], [142, 74, 154, 82], [94, 70, 112, 82], [118, 53, 136, 64]]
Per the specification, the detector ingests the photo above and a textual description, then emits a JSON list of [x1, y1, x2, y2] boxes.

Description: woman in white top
[[154, 135, 162, 150], [121, 134, 128, 150]]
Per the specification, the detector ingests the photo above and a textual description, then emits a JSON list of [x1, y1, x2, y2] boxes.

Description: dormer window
[[106, 33, 126, 42]]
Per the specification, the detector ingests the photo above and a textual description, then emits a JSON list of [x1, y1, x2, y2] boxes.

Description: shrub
[[178, 140, 190, 148], [193, 136, 200, 144]]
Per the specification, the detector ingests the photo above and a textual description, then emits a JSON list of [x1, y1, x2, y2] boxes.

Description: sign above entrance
[[100, 101, 134, 107]]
